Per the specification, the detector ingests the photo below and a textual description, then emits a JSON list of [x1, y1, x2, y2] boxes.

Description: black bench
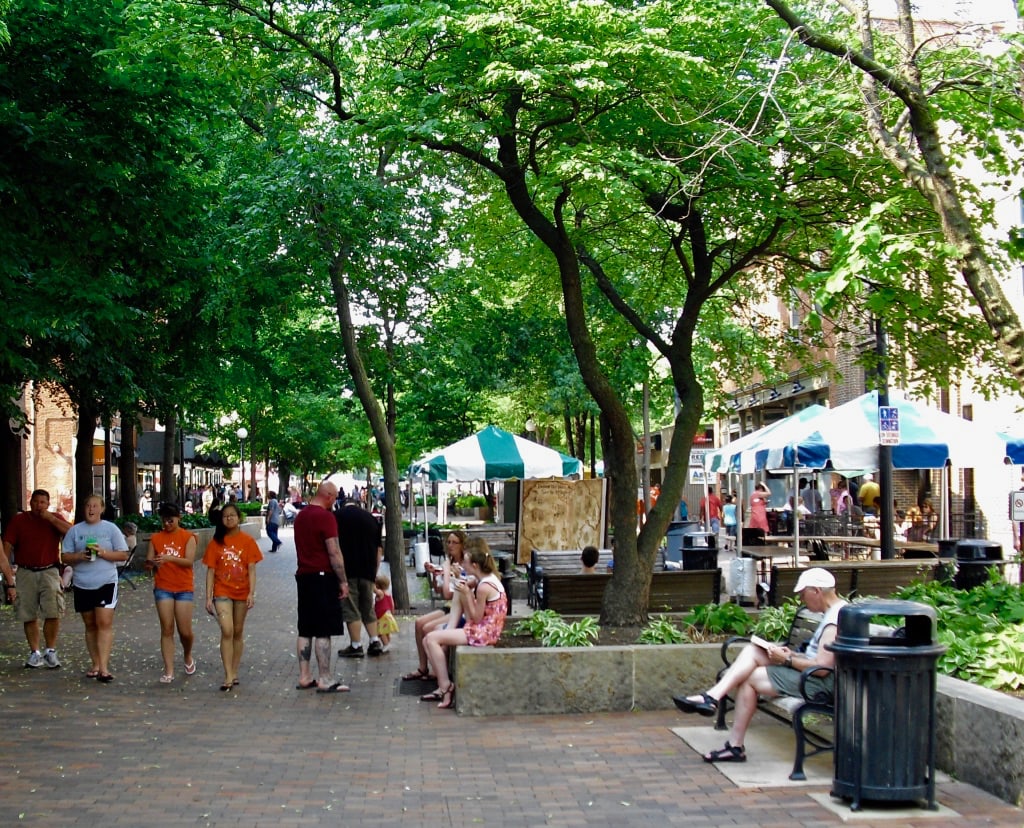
[[766, 560, 942, 608], [714, 606, 835, 780], [540, 569, 721, 615]]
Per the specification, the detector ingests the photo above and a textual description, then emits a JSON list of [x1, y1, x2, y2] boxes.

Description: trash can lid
[[834, 599, 937, 647], [955, 539, 1002, 561]]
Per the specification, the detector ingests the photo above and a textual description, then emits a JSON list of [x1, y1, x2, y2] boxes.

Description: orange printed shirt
[[151, 527, 197, 593], [203, 532, 263, 601]]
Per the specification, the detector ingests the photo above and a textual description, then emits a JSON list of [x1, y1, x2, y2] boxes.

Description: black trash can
[[954, 539, 1002, 589], [828, 600, 946, 812], [681, 531, 718, 571]]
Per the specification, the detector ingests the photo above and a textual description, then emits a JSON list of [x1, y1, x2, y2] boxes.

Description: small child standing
[[373, 574, 399, 651]]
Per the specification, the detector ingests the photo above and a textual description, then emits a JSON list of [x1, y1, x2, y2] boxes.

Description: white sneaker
[[43, 649, 61, 669], [25, 650, 43, 668]]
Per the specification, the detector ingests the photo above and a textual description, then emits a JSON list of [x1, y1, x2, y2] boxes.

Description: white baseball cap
[[793, 568, 836, 592]]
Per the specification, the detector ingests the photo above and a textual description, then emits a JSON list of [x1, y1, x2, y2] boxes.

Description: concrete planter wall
[[454, 643, 1024, 807]]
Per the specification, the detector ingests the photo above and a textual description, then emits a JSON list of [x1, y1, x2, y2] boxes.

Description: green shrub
[[511, 610, 598, 647], [637, 615, 689, 645], [684, 602, 754, 636], [455, 494, 487, 510]]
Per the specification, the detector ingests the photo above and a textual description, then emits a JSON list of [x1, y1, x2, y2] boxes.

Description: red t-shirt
[[293, 504, 338, 575], [3, 511, 63, 568], [374, 592, 394, 620]]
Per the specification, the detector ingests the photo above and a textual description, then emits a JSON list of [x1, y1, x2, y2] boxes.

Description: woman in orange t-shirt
[[147, 502, 198, 684], [203, 503, 262, 691]]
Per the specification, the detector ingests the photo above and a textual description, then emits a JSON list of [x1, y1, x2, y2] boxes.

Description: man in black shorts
[[336, 497, 385, 658], [293, 481, 350, 692]]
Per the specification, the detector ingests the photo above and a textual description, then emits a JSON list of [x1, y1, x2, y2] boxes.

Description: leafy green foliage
[[684, 602, 755, 636], [753, 602, 800, 641], [637, 615, 689, 645], [895, 579, 1024, 692], [512, 610, 599, 647]]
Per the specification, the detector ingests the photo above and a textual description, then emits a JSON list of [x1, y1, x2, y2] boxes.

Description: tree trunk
[[160, 409, 177, 506], [73, 402, 97, 522], [327, 256, 409, 611], [0, 426, 24, 531], [118, 417, 139, 516]]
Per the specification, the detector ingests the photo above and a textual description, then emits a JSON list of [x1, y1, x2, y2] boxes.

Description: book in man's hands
[[749, 635, 778, 650]]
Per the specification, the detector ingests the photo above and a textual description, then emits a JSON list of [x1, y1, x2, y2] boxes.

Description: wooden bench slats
[[540, 569, 721, 614], [767, 560, 941, 607]]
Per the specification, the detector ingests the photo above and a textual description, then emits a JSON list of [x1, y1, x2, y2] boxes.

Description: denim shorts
[[153, 589, 194, 602]]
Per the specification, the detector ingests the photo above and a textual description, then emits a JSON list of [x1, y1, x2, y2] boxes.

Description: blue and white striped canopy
[[767, 391, 1024, 471], [414, 425, 583, 482], [704, 405, 829, 474]]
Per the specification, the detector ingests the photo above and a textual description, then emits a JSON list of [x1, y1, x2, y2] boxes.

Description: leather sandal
[[672, 692, 718, 717], [704, 741, 746, 763], [403, 667, 434, 681]]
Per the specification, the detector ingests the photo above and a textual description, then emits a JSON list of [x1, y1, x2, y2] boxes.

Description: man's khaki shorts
[[15, 567, 65, 623]]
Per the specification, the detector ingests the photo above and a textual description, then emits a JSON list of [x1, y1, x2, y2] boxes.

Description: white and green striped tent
[[414, 425, 582, 481]]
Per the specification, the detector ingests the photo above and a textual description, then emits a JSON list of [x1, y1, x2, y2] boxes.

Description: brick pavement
[[0, 527, 1020, 826]]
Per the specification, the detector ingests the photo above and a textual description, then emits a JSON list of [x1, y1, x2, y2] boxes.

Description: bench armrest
[[720, 636, 751, 668], [797, 665, 834, 704]]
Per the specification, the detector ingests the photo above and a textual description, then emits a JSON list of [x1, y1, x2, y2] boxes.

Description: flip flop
[[96, 673, 114, 683], [219, 683, 233, 692], [316, 682, 350, 694], [184, 660, 197, 676], [159, 674, 174, 684], [85, 669, 100, 679], [296, 681, 318, 690]]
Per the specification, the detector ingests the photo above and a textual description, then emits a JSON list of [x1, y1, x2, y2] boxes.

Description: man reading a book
[[671, 568, 846, 763]]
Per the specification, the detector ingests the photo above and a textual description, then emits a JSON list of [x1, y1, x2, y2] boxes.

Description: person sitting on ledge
[[579, 545, 600, 574], [671, 567, 845, 763]]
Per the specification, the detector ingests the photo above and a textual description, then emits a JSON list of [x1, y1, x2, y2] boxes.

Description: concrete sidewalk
[[0, 526, 1018, 826]]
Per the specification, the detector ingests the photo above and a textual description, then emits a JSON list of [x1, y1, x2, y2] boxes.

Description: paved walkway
[[0, 527, 1019, 826]]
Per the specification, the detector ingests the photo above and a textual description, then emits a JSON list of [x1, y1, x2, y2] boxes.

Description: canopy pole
[[792, 466, 800, 568], [876, 317, 896, 560]]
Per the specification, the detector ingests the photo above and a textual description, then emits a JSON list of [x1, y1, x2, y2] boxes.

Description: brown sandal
[[436, 685, 455, 710], [403, 667, 434, 681]]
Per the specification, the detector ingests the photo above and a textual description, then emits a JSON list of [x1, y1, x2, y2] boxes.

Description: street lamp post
[[237, 426, 248, 500]]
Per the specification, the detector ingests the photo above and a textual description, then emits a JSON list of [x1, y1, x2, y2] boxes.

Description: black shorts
[[73, 582, 118, 613], [296, 573, 345, 639]]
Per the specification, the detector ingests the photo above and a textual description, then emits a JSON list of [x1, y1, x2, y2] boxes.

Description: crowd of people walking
[[0, 480, 508, 711]]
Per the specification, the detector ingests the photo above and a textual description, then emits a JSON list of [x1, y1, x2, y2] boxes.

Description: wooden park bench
[[714, 606, 834, 780], [528, 548, 614, 609], [539, 569, 722, 615], [766, 559, 942, 608]]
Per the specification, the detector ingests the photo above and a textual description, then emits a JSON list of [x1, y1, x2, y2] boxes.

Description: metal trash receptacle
[[413, 542, 430, 575], [729, 557, 756, 603], [954, 539, 1002, 589], [828, 600, 946, 812], [664, 521, 698, 567], [681, 532, 717, 571]]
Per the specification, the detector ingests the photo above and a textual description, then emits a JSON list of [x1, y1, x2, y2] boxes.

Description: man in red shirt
[[293, 481, 350, 692], [699, 485, 723, 534], [2, 489, 73, 668]]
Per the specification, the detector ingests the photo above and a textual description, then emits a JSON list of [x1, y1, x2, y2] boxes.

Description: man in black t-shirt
[[336, 498, 385, 657]]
